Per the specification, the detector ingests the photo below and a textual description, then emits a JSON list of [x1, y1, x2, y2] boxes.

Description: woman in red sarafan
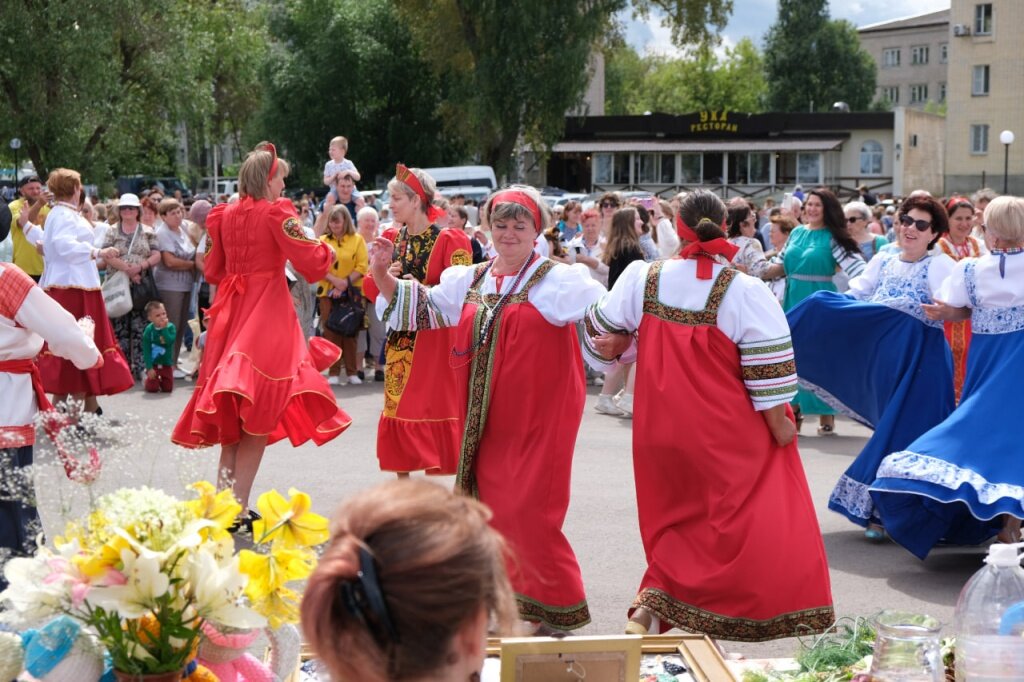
[[584, 189, 834, 642], [367, 185, 605, 633], [172, 144, 351, 515], [362, 164, 471, 476]]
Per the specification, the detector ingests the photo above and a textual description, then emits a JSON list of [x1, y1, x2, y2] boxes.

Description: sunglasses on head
[[899, 214, 933, 231]]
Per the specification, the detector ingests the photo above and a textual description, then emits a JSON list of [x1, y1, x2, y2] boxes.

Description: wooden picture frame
[[497, 635, 642, 682]]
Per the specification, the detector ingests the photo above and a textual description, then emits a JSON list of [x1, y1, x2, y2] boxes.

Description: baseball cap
[[17, 175, 41, 188]]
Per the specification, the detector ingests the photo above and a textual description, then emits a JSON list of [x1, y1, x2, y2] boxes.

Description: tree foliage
[[257, 0, 461, 188], [0, 0, 264, 185], [605, 39, 766, 115], [764, 0, 877, 112]]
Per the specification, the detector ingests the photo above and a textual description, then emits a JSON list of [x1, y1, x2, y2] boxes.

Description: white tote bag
[[102, 270, 132, 318]]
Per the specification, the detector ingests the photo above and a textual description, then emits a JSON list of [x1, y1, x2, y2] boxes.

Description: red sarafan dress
[[363, 224, 471, 474], [172, 198, 351, 448], [585, 259, 834, 642]]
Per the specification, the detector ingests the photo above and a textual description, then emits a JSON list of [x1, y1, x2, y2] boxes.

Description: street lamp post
[[9, 137, 21, 185], [1000, 130, 1015, 195]]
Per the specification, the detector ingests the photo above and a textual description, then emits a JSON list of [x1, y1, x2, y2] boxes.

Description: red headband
[[259, 142, 279, 183], [396, 163, 446, 223], [674, 213, 739, 279], [491, 190, 543, 233], [946, 196, 972, 212]]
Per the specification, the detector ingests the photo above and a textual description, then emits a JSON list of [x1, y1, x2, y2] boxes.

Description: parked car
[[116, 176, 192, 199], [423, 166, 497, 191], [196, 177, 238, 198]]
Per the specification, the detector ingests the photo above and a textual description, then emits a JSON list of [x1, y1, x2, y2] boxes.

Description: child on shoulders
[[324, 136, 362, 202]]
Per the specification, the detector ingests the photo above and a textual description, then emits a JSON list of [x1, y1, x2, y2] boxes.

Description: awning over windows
[[551, 138, 847, 153]]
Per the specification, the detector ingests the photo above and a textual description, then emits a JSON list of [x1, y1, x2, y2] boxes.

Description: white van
[[423, 166, 497, 191]]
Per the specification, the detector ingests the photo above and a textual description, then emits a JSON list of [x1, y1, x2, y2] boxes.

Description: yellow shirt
[[317, 232, 368, 297], [9, 199, 49, 276]]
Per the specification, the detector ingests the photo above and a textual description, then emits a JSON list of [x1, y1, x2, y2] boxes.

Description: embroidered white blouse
[[847, 251, 955, 326], [582, 259, 797, 410], [939, 249, 1024, 334]]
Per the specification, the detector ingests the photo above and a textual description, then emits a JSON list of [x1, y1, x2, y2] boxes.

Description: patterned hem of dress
[[634, 588, 835, 643], [797, 377, 872, 428], [828, 474, 875, 525], [873, 451, 1024, 520], [517, 594, 591, 631]]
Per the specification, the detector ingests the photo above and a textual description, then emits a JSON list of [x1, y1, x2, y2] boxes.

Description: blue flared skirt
[[870, 329, 1023, 559], [786, 291, 956, 529]]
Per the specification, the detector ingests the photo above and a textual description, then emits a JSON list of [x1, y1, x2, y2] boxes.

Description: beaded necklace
[[452, 253, 538, 358]]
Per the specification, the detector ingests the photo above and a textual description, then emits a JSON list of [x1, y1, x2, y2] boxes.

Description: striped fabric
[[381, 279, 448, 332], [738, 334, 798, 409], [581, 302, 635, 371], [831, 240, 867, 278]]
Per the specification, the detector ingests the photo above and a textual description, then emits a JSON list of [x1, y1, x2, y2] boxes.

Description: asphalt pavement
[[32, 377, 986, 659]]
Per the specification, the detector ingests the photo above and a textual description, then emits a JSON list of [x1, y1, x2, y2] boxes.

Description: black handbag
[[130, 269, 160, 312], [325, 293, 365, 337]]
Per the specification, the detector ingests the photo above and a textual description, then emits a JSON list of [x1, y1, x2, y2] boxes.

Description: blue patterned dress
[[786, 252, 955, 531], [871, 255, 1024, 558]]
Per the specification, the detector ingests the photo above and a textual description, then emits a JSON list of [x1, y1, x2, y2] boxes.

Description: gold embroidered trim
[[741, 360, 798, 381], [635, 587, 835, 642], [450, 248, 472, 266], [642, 262, 737, 326], [517, 594, 591, 631], [282, 216, 316, 243]]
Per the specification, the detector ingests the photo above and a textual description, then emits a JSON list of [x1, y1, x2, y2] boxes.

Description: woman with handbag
[[36, 169, 134, 407], [153, 198, 197, 375], [314, 204, 368, 385], [100, 193, 162, 380]]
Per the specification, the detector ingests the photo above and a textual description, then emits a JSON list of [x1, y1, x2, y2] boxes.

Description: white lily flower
[[88, 549, 170, 618], [0, 552, 65, 623], [187, 549, 265, 630]]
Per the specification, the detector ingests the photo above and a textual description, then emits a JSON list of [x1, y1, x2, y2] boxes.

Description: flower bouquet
[[0, 481, 327, 681]]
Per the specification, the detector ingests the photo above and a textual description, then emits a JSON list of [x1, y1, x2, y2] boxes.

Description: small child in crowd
[[323, 136, 361, 201], [142, 300, 176, 393]]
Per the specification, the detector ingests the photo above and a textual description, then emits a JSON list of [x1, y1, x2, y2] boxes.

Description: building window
[[749, 153, 771, 184], [939, 43, 948, 63], [910, 135, 919, 148], [594, 153, 631, 185], [911, 45, 929, 65], [726, 153, 771, 185], [634, 153, 675, 184], [972, 65, 990, 96], [974, 3, 993, 35], [860, 141, 884, 175], [882, 48, 901, 68], [910, 84, 929, 104], [939, 82, 947, 103], [679, 154, 701, 184], [971, 124, 990, 155], [796, 153, 822, 185], [881, 86, 900, 104]]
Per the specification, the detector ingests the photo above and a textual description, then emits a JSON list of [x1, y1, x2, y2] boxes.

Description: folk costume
[[35, 203, 134, 396], [362, 165, 472, 475], [172, 152, 351, 448], [377, 190, 605, 631], [935, 219, 986, 403], [583, 219, 834, 642], [0, 262, 100, 587], [779, 226, 866, 417], [871, 250, 1024, 559], [786, 251, 956, 532]]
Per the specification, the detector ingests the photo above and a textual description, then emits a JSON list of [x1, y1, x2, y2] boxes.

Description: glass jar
[[869, 610, 944, 682]]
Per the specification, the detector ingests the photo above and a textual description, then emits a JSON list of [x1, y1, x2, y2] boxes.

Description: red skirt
[[37, 287, 134, 396], [943, 319, 971, 404], [631, 316, 834, 641]]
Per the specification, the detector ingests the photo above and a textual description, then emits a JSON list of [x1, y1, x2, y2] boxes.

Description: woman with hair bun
[[361, 164, 472, 477], [172, 143, 351, 525], [583, 188, 834, 642], [368, 184, 605, 633], [302, 479, 518, 682]]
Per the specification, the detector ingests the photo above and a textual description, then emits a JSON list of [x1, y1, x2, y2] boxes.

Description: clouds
[[627, 0, 950, 53]]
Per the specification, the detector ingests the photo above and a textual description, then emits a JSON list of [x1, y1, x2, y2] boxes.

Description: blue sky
[[624, 0, 950, 55]]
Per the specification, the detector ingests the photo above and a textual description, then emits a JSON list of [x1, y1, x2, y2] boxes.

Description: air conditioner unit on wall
[[953, 24, 971, 36]]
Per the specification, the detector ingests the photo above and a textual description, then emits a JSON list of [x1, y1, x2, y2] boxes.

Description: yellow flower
[[257, 586, 302, 629], [75, 533, 133, 579], [252, 489, 328, 548], [238, 547, 315, 602], [186, 482, 242, 531]]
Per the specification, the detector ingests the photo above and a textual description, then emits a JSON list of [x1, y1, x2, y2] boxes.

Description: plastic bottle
[[954, 542, 1024, 681]]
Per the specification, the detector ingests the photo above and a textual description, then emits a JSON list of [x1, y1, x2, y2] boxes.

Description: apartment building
[[858, 10, 950, 109], [945, 1, 1024, 194]]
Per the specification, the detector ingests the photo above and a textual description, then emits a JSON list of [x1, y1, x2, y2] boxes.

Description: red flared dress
[[604, 261, 834, 642], [172, 198, 351, 448], [362, 225, 471, 474], [452, 260, 591, 630]]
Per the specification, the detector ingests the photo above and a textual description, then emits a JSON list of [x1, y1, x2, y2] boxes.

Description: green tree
[[764, 0, 876, 112], [394, 0, 732, 177], [604, 40, 653, 115], [257, 0, 460, 188], [0, 0, 263, 185]]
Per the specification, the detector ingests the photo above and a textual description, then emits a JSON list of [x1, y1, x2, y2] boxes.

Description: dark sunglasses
[[600, 202, 618, 209], [899, 214, 933, 231], [846, 216, 863, 224]]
